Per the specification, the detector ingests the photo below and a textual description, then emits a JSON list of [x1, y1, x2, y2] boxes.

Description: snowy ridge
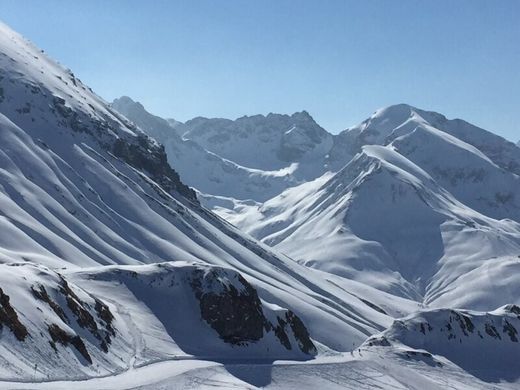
[[0, 263, 129, 380], [335, 104, 520, 176], [363, 305, 520, 382], [182, 111, 332, 171], [227, 144, 520, 309]]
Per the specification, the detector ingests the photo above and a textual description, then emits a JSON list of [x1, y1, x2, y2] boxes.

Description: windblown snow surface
[[0, 20, 519, 389]]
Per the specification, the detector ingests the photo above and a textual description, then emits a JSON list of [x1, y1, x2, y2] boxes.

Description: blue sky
[[1, 0, 519, 139]]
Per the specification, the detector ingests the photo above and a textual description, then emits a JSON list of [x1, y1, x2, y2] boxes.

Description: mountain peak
[[291, 109, 314, 121], [112, 96, 145, 112]]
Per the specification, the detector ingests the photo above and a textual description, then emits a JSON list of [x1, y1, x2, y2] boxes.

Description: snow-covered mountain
[[0, 20, 429, 384], [363, 305, 520, 382], [111, 96, 307, 202], [333, 104, 520, 176], [182, 111, 333, 173], [108, 97, 520, 386], [211, 106, 520, 301], [1, 19, 519, 389], [229, 144, 520, 307], [0, 262, 319, 381], [115, 99, 520, 226], [207, 105, 520, 311]]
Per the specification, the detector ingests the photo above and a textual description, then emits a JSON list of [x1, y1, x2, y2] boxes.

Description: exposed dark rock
[[451, 311, 474, 336], [0, 287, 28, 341], [285, 310, 316, 354], [485, 323, 501, 340], [271, 317, 292, 350], [31, 284, 69, 323], [57, 277, 115, 351], [190, 269, 316, 354], [191, 271, 265, 344], [505, 304, 520, 318], [95, 298, 115, 337], [365, 336, 391, 347], [269, 311, 316, 354], [59, 277, 98, 335], [112, 136, 197, 202], [420, 323, 426, 334], [503, 320, 518, 342], [48, 324, 92, 364]]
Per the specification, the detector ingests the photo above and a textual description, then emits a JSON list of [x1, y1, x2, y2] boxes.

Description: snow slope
[[1, 352, 508, 389], [329, 104, 520, 222], [228, 145, 520, 310], [334, 104, 520, 176], [0, 261, 319, 381], [363, 305, 520, 382], [0, 19, 426, 379], [116, 99, 520, 228], [391, 125, 520, 222], [109, 98, 520, 387], [1, 20, 519, 389]]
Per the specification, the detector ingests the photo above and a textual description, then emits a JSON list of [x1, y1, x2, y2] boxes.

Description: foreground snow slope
[[1, 357, 509, 390], [0, 262, 318, 380]]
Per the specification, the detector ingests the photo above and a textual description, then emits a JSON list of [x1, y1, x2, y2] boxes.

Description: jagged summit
[[112, 95, 146, 112], [182, 108, 332, 171]]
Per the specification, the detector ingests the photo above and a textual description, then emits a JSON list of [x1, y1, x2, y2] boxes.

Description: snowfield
[[0, 19, 519, 389]]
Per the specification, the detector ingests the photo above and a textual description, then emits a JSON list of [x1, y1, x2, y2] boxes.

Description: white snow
[[0, 19, 519, 390]]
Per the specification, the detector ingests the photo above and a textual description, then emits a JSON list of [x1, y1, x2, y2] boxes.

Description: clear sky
[[1, 0, 519, 140]]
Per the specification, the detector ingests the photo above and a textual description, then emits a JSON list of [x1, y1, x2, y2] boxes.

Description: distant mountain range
[[112, 95, 520, 386]]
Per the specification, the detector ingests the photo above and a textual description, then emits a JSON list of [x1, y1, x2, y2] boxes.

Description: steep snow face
[[228, 146, 520, 308], [391, 125, 520, 222], [0, 263, 131, 380], [72, 262, 316, 360], [335, 104, 520, 176], [363, 305, 520, 382], [331, 104, 520, 223]]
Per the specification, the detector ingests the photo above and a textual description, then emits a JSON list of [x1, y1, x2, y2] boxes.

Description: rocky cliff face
[[190, 266, 316, 355], [363, 305, 520, 381]]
